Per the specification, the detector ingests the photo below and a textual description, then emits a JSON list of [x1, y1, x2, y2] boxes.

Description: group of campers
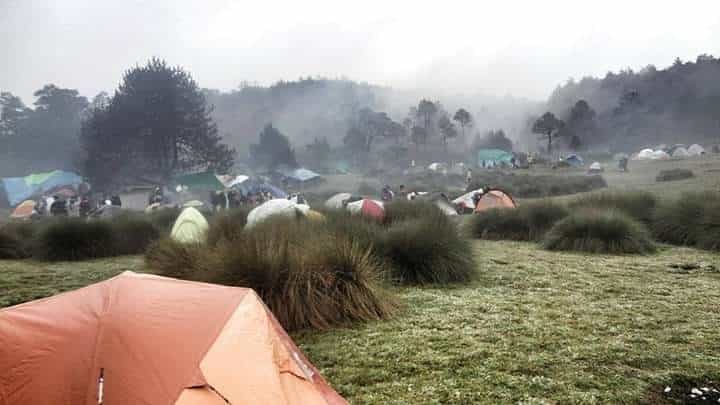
[[34, 193, 122, 218]]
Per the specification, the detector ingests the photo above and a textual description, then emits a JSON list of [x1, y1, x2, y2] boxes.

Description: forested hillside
[[543, 55, 720, 152]]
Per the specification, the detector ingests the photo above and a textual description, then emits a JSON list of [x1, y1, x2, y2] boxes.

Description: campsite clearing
[[2, 241, 719, 403]]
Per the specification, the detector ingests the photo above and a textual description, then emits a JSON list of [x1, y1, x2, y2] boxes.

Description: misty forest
[[3, 7, 720, 403]]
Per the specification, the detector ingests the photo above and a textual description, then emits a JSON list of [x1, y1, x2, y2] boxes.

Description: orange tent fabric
[[0, 272, 347, 405], [474, 190, 516, 213], [9, 200, 35, 219], [360, 199, 385, 221]]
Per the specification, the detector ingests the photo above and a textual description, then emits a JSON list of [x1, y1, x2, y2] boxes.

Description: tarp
[[1, 170, 83, 206], [476, 149, 514, 166], [10, 200, 36, 219], [175, 171, 225, 192], [281, 167, 321, 183], [246, 199, 310, 228], [474, 190, 517, 213], [171, 207, 209, 243], [346, 199, 384, 221], [234, 180, 287, 199], [216, 174, 249, 188], [0, 272, 346, 405]]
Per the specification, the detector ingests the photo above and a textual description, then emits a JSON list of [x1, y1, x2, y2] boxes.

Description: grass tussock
[[146, 208, 181, 232], [380, 215, 475, 284], [543, 209, 656, 254], [0, 222, 36, 259], [467, 200, 568, 241], [144, 237, 210, 280], [108, 214, 160, 255], [656, 168, 694, 182], [383, 200, 445, 225], [147, 217, 397, 331], [468, 172, 606, 198], [652, 192, 720, 251], [34, 219, 115, 261], [569, 190, 657, 223], [206, 208, 249, 246]]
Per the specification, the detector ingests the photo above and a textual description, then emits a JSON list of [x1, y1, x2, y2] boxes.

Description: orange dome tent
[[9, 200, 36, 219], [0, 272, 347, 405], [474, 189, 517, 213]]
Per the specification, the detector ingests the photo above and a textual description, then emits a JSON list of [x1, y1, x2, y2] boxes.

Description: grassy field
[[2, 242, 719, 403], [2, 155, 720, 403]]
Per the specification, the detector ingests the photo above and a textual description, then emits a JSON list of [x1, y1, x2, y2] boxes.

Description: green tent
[[171, 207, 209, 243], [174, 171, 224, 191], [476, 149, 514, 167]]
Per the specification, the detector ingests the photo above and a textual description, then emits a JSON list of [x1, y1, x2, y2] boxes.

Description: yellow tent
[[171, 207, 209, 243]]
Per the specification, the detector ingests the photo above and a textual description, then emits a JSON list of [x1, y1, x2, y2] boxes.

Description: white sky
[[2, 0, 720, 103]]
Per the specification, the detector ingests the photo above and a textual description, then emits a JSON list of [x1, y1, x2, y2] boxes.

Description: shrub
[[467, 208, 530, 241], [383, 200, 444, 225], [569, 190, 657, 223], [0, 222, 37, 259], [146, 208, 181, 232], [34, 219, 115, 261], [320, 209, 384, 252], [467, 201, 568, 241], [144, 237, 210, 280], [109, 214, 160, 255], [206, 208, 249, 246], [380, 215, 475, 284], [656, 168, 694, 182], [542, 210, 656, 254]]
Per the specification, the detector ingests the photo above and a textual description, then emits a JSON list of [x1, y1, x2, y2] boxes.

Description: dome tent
[[688, 144, 705, 156], [474, 190, 517, 213], [346, 198, 385, 221], [171, 207, 209, 243], [588, 161, 603, 173], [0, 272, 346, 405], [636, 149, 655, 160], [246, 199, 310, 228], [671, 147, 690, 157]]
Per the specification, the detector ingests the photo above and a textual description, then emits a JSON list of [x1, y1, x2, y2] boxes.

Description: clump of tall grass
[[656, 168, 694, 182], [383, 200, 445, 225], [34, 219, 115, 261], [0, 222, 36, 259], [380, 215, 475, 284], [653, 192, 720, 251], [569, 190, 657, 223], [467, 200, 568, 241], [206, 208, 250, 246], [109, 214, 160, 255], [542, 209, 656, 254], [147, 217, 397, 331]]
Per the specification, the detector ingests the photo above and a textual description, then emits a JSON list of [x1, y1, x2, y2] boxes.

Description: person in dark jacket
[[110, 195, 122, 207], [50, 196, 68, 216]]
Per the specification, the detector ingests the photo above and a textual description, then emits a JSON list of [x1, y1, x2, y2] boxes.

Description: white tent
[[170, 207, 209, 243], [427, 162, 447, 172], [636, 149, 655, 160], [672, 147, 690, 157], [688, 144, 705, 156], [452, 189, 483, 210], [588, 162, 603, 173], [434, 200, 458, 216], [324, 193, 353, 209], [246, 199, 310, 228], [650, 150, 671, 160]]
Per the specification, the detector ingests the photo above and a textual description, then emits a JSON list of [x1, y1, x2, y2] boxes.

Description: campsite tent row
[[634, 144, 706, 160]]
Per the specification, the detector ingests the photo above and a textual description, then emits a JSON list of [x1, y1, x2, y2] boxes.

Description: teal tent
[[476, 149, 514, 168], [174, 171, 225, 191]]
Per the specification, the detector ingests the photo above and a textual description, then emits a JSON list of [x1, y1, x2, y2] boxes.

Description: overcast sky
[[2, 0, 720, 103]]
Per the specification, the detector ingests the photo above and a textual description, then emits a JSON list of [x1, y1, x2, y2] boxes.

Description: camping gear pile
[[0, 272, 347, 404]]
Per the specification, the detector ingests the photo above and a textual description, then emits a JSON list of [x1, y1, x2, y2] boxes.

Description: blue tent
[[233, 179, 287, 198], [564, 154, 585, 168], [1, 170, 83, 206]]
